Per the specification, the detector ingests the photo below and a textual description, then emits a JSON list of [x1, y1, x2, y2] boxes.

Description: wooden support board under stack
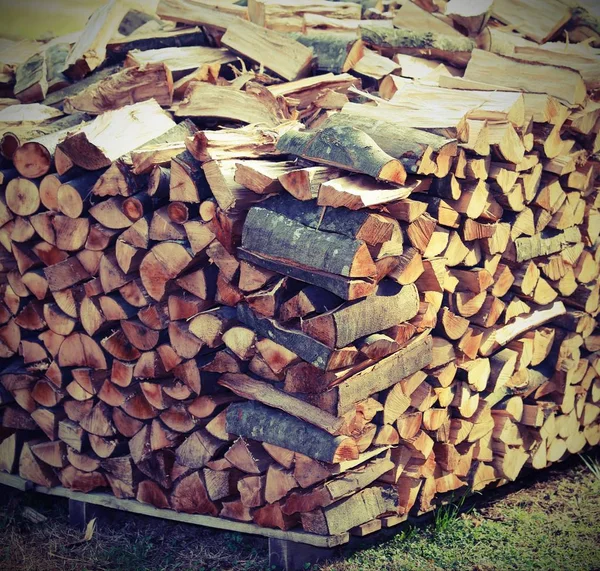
[[0, 0, 600, 568]]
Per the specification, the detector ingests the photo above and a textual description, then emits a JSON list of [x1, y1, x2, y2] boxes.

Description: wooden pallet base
[[0, 472, 344, 570], [0, 466, 555, 569]]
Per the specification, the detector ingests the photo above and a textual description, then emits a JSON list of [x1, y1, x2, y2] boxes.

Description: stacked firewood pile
[[0, 0, 599, 536]]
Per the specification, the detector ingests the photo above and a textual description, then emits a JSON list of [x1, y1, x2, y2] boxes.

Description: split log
[[310, 332, 433, 415], [276, 126, 407, 185], [221, 19, 314, 81], [322, 107, 458, 176], [291, 32, 364, 74], [157, 0, 245, 31], [226, 401, 358, 463], [63, 0, 131, 78], [174, 83, 289, 127], [237, 303, 357, 371], [360, 24, 474, 67], [249, 0, 362, 31], [219, 374, 346, 436], [490, 0, 570, 44], [302, 282, 418, 349], [301, 486, 397, 535], [242, 205, 376, 278], [58, 100, 176, 171], [463, 49, 586, 107], [63, 63, 174, 114]]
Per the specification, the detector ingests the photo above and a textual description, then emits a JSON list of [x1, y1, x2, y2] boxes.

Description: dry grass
[[0, 454, 598, 571], [0, 494, 268, 571]]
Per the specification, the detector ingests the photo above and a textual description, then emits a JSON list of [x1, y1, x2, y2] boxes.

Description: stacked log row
[[0, 0, 599, 538]]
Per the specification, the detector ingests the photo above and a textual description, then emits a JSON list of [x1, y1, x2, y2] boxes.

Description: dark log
[[226, 401, 358, 464]]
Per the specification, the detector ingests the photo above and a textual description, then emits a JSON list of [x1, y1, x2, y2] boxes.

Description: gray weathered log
[[322, 113, 457, 175], [226, 401, 357, 464], [242, 205, 376, 278], [276, 126, 407, 185], [302, 282, 419, 349], [237, 249, 376, 301]]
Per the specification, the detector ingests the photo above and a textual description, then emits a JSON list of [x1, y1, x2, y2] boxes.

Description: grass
[[0, 453, 599, 571], [432, 491, 471, 535], [580, 453, 600, 480]]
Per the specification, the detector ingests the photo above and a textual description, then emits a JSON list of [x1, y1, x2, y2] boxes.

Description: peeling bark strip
[[276, 126, 407, 185], [226, 401, 358, 463], [242, 205, 376, 278]]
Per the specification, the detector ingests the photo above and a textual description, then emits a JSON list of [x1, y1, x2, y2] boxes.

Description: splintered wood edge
[[0, 472, 348, 547]]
